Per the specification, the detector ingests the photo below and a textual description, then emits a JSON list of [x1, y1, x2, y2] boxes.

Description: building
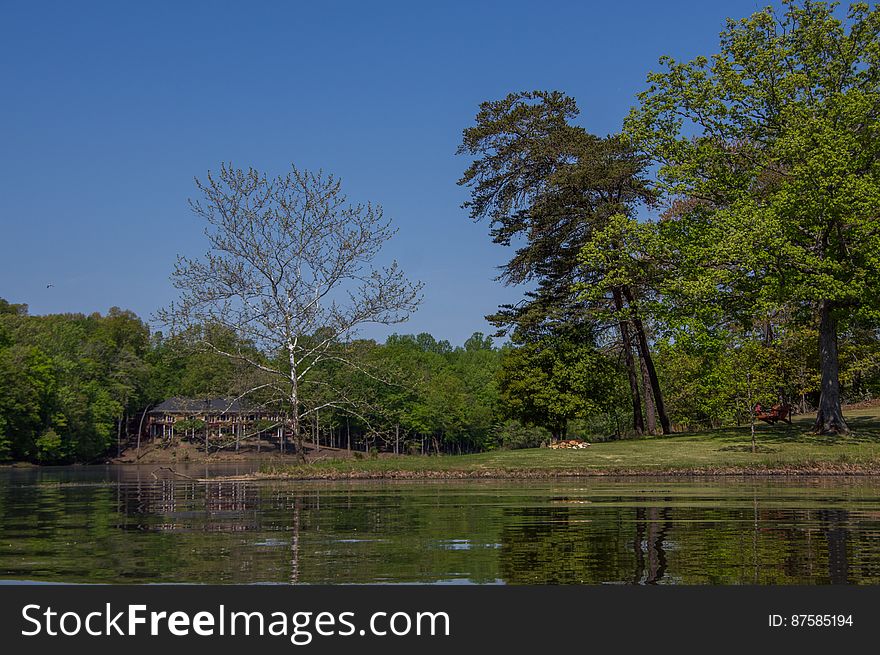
[[146, 397, 282, 441]]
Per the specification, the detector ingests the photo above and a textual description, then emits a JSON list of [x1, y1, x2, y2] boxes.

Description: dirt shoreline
[[4, 461, 880, 480], [212, 463, 880, 481]]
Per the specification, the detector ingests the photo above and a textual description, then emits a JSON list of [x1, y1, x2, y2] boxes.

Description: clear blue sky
[[0, 0, 777, 345]]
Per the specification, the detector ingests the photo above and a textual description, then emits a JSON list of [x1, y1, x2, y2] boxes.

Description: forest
[[1, 289, 879, 463], [2, 1, 880, 463]]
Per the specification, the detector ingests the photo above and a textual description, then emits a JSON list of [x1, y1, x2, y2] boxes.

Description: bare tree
[[156, 164, 423, 459]]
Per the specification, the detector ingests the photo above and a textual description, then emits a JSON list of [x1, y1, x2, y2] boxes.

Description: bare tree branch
[[156, 163, 423, 459]]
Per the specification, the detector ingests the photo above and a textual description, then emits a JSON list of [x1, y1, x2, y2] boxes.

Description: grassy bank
[[250, 407, 880, 480]]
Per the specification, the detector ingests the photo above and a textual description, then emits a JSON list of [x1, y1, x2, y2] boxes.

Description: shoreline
[[218, 462, 880, 481], [6, 406, 880, 478], [6, 460, 880, 480]]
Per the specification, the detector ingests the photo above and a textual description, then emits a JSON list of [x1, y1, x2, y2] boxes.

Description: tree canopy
[[623, 0, 880, 433]]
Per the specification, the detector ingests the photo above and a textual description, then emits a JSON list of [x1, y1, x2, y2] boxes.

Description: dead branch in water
[[150, 466, 198, 481]]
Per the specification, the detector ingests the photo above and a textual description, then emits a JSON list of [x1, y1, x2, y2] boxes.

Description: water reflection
[[632, 507, 671, 584], [1, 468, 879, 584], [822, 509, 851, 584]]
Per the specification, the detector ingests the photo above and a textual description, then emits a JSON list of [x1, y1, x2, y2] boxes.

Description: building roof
[[149, 397, 256, 414]]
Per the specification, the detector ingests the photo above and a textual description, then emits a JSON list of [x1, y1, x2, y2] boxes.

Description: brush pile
[[548, 439, 590, 450]]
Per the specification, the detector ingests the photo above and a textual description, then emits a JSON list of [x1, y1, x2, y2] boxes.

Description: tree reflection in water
[[1, 471, 879, 584], [631, 507, 672, 584]]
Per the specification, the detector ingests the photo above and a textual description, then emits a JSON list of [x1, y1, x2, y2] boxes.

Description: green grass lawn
[[259, 407, 880, 479]]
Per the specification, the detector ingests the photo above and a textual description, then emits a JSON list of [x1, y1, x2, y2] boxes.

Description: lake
[[1, 465, 879, 584]]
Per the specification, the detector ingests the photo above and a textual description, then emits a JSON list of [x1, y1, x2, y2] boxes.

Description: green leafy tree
[[35, 428, 64, 463], [174, 418, 207, 440], [625, 1, 880, 433], [458, 91, 671, 435], [0, 345, 57, 460], [498, 332, 616, 441]]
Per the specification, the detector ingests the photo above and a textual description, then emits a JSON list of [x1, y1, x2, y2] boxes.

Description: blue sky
[[0, 0, 777, 345]]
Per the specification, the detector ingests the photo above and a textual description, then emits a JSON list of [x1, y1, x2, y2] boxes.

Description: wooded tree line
[[0, 293, 616, 461], [0, 298, 500, 461], [3, 292, 880, 463], [0, 299, 151, 462]]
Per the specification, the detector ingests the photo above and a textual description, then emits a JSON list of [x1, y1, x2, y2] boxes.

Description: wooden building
[[147, 397, 283, 442]]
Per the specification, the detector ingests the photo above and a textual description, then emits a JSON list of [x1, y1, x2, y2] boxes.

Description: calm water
[[1, 465, 879, 584]]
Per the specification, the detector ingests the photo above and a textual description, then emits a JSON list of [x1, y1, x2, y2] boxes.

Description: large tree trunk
[[814, 300, 849, 434], [622, 287, 672, 435], [613, 289, 644, 435], [641, 358, 657, 435]]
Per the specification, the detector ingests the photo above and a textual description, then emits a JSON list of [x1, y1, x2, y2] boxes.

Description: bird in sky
[[46, 283, 54, 288]]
